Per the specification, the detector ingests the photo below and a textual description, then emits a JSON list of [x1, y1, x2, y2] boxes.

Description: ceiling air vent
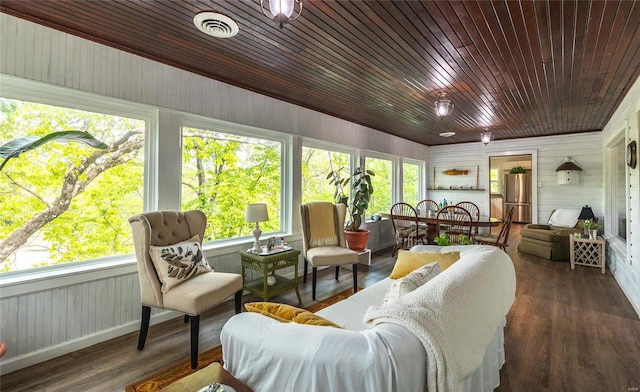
[[193, 12, 239, 39]]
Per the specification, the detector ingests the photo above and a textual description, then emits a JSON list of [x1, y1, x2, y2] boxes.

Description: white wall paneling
[[602, 69, 640, 317], [428, 133, 603, 226]]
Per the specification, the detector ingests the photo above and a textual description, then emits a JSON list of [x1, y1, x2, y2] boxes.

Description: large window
[[365, 156, 392, 215], [402, 161, 420, 206], [0, 98, 145, 272], [607, 136, 627, 242], [181, 126, 282, 241], [301, 146, 351, 204]]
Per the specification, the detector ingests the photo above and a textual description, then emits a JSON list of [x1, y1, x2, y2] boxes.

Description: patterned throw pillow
[[383, 261, 442, 304], [149, 235, 212, 293]]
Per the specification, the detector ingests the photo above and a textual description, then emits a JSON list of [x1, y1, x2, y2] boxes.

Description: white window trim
[[402, 158, 426, 202], [603, 129, 628, 258], [0, 75, 158, 286], [176, 110, 294, 237]]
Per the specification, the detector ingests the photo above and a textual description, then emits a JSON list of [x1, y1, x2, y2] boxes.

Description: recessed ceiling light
[[439, 132, 455, 137], [194, 12, 239, 39]]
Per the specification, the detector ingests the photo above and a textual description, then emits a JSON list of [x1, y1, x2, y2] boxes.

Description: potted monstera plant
[[327, 166, 375, 252]]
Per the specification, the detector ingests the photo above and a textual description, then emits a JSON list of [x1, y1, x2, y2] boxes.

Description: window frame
[[364, 150, 397, 214], [178, 112, 293, 241], [0, 76, 157, 280], [300, 138, 357, 204], [604, 129, 629, 257], [401, 158, 425, 205]]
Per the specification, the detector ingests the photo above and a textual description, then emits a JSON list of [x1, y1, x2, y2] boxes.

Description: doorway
[[488, 153, 536, 223]]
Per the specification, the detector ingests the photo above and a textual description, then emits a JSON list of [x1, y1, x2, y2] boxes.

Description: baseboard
[[0, 309, 180, 376]]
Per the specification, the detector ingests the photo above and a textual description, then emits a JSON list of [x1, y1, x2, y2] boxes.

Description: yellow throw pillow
[[389, 250, 461, 278], [245, 302, 342, 329]]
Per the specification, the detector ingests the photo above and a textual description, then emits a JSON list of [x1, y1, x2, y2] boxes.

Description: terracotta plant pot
[[344, 229, 370, 252]]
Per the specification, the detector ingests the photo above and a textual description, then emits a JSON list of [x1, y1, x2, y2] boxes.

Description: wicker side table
[[570, 235, 606, 274], [239, 248, 302, 305]]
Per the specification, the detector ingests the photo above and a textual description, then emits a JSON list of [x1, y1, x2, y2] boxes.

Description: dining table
[[380, 212, 500, 245]]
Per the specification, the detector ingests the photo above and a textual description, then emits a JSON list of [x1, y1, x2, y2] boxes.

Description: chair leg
[[190, 315, 200, 369], [303, 259, 308, 283], [312, 267, 318, 300], [335, 266, 339, 280], [234, 290, 242, 314], [352, 263, 358, 293], [183, 315, 189, 324], [138, 306, 151, 350]]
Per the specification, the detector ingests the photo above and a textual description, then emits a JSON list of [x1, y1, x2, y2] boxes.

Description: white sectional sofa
[[220, 245, 516, 392]]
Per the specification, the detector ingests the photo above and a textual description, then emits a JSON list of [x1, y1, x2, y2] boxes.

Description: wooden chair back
[[436, 206, 473, 244]]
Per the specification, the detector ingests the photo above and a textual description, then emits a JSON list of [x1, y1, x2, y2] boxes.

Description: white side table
[[570, 235, 606, 274]]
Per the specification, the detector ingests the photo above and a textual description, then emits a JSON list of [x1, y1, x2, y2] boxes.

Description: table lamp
[[578, 205, 595, 237], [245, 203, 269, 252]]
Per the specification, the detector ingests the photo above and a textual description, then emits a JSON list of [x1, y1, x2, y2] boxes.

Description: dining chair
[[129, 210, 243, 369], [390, 202, 427, 256], [456, 201, 480, 238], [475, 206, 515, 251], [435, 205, 473, 244], [416, 199, 439, 217], [300, 202, 358, 300]]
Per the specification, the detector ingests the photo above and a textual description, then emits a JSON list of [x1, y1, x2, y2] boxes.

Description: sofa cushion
[[149, 235, 212, 293], [245, 302, 342, 328], [384, 261, 441, 304], [519, 228, 561, 243], [390, 249, 460, 278]]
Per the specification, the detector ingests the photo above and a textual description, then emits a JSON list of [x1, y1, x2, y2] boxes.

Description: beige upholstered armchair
[[129, 210, 243, 369], [300, 202, 358, 300]]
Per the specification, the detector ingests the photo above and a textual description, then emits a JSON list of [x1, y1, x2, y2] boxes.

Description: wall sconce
[[260, 0, 303, 29], [556, 157, 582, 184], [245, 203, 269, 252], [434, 92, 454, 120], [480, 131, 493, 146]]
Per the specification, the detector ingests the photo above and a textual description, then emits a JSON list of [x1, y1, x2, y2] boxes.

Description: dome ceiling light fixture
[[480, 131, 494, 145], [439, 132, 456, 137], [434, 92, 454, 120], [260, 0, 303, 29]]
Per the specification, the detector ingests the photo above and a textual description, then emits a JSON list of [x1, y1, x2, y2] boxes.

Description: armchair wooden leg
[[335, 266, 339, 280], [303, 259, 308, 283], [312, 267, 318, 300], [138, 306, 151, 350], [353, 263, 358, 293], [234, 290, 242, 314], [190, 315, 200, 369]]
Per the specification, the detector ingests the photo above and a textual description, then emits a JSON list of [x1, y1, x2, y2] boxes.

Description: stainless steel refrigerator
[[503, 173, 532, 223]]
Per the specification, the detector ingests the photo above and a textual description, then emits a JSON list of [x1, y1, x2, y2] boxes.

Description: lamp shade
[[245, 203, 269, 223], [578, 205, 595, 221]]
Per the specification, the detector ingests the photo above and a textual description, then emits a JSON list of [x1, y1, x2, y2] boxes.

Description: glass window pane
[[365, 157, 392, 215], [301, 146, 350, 204], [181, 127, 281, 241], [613, 139, 627, 241], [0, 98, 145, 272], [402, 162, 419, 206]]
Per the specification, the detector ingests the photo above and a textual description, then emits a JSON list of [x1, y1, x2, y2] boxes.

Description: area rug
[[125, 287, 358, 391]]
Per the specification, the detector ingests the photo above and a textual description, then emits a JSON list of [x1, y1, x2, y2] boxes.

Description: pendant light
[[260, 0, 303, 28], [434, 92, 454, 120]]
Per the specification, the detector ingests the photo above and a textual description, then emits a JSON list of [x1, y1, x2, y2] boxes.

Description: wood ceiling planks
[[2, 0, 640, 146]]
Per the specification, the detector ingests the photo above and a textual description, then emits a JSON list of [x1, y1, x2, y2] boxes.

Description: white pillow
[[547, 209, 581, 228], [149, 235, 213, 293], [383, 261, 441, 304]]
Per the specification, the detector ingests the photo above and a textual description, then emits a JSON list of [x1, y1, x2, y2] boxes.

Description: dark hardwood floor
[[2, 224, 639, 391]]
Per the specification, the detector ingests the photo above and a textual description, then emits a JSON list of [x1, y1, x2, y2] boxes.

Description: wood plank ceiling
[[2, 0, 640, 146]]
